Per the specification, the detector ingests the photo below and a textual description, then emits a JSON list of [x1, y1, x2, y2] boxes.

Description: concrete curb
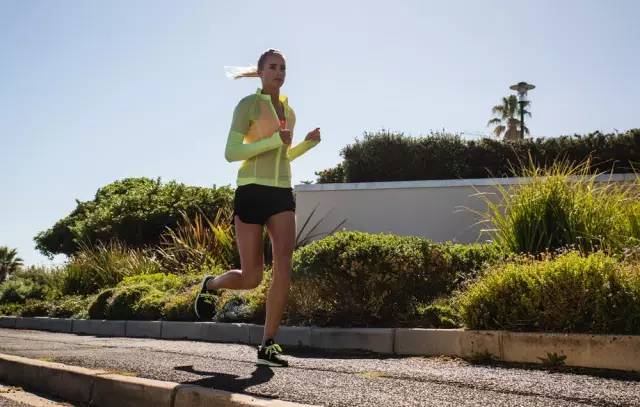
[[0, 316, 17, 328], [161, 321, 202, 340], [73, 319, 126, 337], [91, 373, 177, 407], [201, 322, 249, 343], [500, 331, 640, 372], [126, 321, 162, 338], [394, 328, 640, 372], [4, 317, 639, 372], [15, 316, 73, 333], [310, 327, 394, 354], [0, 353, 106, 404], [174, 385, 314, 407], [0, 353, 317, 406], [247, 325, 312, 347]]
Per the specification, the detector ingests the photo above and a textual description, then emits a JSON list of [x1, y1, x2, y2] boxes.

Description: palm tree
[[0, 247, 23, 282], [487, 95, 531, 141]]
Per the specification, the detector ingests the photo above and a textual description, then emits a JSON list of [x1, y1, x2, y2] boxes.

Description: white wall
[[293, 174, 637, 244]]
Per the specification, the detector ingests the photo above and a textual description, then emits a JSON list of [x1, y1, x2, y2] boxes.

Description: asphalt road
[[0, 328, 638, 407]]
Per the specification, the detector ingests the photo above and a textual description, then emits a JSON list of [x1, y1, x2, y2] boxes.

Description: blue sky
[[2, 0, 639, 266]]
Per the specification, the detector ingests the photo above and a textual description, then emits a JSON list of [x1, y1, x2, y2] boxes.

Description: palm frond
[[487, 118, 502, 127]]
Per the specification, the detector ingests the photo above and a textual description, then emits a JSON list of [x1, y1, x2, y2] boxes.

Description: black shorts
[[232, 183, 296, 225]]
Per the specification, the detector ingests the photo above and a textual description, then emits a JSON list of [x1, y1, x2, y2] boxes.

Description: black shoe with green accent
[[194, 275, 217, 320], [257, 339, 289, 367]]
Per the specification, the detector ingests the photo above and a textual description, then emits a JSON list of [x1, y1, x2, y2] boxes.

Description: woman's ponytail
[[224, 49, 285, 80], [224, 65, 260, 80]]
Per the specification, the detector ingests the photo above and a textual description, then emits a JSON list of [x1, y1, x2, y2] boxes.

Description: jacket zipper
[[268, 98, 286, 187]]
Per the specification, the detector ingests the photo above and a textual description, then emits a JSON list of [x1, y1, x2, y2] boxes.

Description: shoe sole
[[256, 358, 288, 367], [194, 275, 213, 320]]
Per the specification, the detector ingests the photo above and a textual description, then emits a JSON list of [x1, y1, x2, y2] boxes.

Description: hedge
[[316, 129, 640, 183]]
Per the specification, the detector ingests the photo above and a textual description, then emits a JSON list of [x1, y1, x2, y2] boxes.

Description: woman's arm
[[224, 99, 283, 162], [287, 139, 320, 161], [285, 108, 320, 161]]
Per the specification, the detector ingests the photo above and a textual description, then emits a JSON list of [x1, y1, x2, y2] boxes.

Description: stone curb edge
[[0, 353, 316, 407], [1, 316, 638, 372]]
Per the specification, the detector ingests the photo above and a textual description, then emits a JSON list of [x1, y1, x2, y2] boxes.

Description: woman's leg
[[262, 210, 296, 343], [207, 216, 264, 290]]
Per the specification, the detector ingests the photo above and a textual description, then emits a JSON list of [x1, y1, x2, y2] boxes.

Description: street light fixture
[[509, 81, 535, 140]]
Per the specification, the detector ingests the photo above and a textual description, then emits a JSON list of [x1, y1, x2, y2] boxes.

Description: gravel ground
[[1, 328, 638, 407]]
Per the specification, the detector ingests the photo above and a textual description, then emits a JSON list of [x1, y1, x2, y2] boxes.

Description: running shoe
[[194, 275, 217, 320], [257, 339, 289, 367]]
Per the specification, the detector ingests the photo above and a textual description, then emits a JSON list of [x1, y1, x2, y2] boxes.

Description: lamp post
[[509, 81, 535, 140]]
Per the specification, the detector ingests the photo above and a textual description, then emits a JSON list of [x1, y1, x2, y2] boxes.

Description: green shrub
[[441, 243, 504, 287], [316, 129, 640, 183], [0, 266, 61, 305], [88, 288, 116, 319], [314, 163, 345, 183], [418, 301, 461, 329], [458, 251, 640, 334], [0, 277, 48, 304], [10, 266, 55, 287], [86, 272, 210, 321], [119, 273, 185, 292], [0, 303, 23, 316], [164, 288, 198, 321], [34, 177, 234, 257], [105, 285, 152, 320], [21, 299, 51, 317], [480, 159, 639, 255], [133, 289, 166, 320], [288, 231, 457, 326], [49, 296, 91, 319]]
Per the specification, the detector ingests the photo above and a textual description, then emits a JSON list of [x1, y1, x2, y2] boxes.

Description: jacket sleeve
[[287, 139, 320, 161], [224, 99, 283, 162], [285, 108, 320, 161]]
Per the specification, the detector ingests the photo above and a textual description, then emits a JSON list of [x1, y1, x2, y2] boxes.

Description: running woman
[[194, 49, 321, 367]]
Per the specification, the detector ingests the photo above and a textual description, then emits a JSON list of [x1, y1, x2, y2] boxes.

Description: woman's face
[[259, 54, 286, 90]]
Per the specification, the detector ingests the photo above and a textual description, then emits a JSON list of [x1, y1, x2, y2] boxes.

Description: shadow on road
[[175, 364, 275, 391]]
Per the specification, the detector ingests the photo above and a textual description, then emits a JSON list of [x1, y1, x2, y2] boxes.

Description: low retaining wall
[[1, 317, 638, 372]]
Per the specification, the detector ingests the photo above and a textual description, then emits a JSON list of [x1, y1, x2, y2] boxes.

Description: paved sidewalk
[[1, 328, 639, 407]]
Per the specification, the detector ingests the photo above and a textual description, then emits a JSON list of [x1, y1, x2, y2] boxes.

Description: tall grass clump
[[623, 176, 640, 247], [156, 208, 237, 273], [61, 241, 161, 295], [478, 158, 639, 255]]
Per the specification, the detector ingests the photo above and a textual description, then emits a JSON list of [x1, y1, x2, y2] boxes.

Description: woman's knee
[[271, 256, 292, 279], [271, 246, 293, 262], [241, 266, 263, 289]]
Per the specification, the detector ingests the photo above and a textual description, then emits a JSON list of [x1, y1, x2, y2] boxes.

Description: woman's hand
[[279, 129, 292, 145], [305, 128, 321, 142]]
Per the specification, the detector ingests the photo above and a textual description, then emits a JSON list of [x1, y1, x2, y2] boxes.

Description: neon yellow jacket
[[225, 88, 320, 188]]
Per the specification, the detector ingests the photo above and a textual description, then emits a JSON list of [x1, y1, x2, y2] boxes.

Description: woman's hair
[[224, 49, 286, 80]]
